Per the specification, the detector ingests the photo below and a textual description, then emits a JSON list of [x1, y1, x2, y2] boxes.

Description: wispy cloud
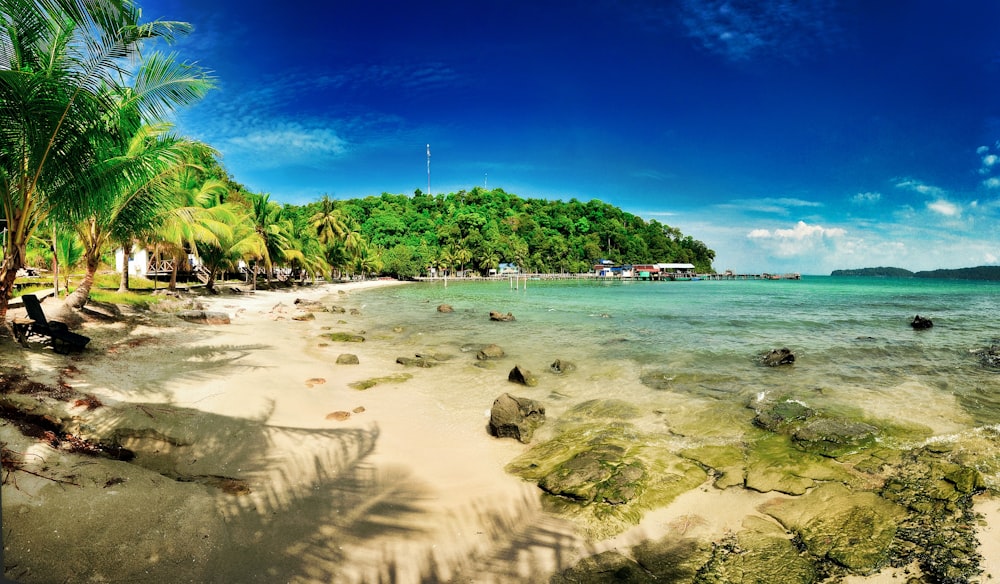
[[678, 0, 843, 62], [723, 196, 823, 215], [852, 191, 881, 204], [894, 178, 946, 197], [630, 169, 675, 181], [222, 123, 348, 168]]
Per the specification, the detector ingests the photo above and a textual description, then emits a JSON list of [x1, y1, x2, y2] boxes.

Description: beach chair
[[18, 294, 90, 353]]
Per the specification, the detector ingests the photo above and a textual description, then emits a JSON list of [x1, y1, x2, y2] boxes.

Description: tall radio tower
[[426, 144, 431, 195]]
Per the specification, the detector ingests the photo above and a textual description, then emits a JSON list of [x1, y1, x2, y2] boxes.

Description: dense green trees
[[0, 0, 211, 315], [3, 3, 714, 307], [291, 188, 715, 278]]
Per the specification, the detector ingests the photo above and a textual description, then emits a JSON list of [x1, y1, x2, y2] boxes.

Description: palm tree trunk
[[118, 241, 132, 293], [65, 251, 100, 309], [52, 226, 60, 298]]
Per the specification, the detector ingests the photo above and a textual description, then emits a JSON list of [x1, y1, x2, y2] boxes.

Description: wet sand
[[1, 280, 997, 583]]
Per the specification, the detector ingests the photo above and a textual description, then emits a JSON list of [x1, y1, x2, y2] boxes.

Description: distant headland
[[831, 266, 1000, 281]]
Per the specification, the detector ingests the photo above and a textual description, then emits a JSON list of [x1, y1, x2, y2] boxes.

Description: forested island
[[831, 266, 1000, 280], [303, 187, 716, 278]]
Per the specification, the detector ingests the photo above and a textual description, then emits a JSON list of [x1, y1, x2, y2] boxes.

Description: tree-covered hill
[[830, 267, 915, 277], [293, 187, 715, 278], [831, 266, 1000, 280]]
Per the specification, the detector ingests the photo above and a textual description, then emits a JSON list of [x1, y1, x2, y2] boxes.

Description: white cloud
[[895, 178, 946, 197], [223, 123, 348, 168], [977, 145, 990, 155], [983, 154, 999, 168], [746, 221, 846, 258], [926, 199, 960, 217], [852, 191, 881, 204], [984, 177, 1000, 189], [726, 197, 822, 215]]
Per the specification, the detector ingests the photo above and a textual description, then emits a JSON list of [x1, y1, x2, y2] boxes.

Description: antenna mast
[[426, 144, 431, 195]]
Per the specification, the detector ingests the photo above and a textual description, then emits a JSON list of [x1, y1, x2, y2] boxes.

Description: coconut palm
[[197, 211, 266, 293], [63, 123, 209, 308], [0, 0, 209, 318], [309, 195, 347, 246], [152, 155, 232, 290]]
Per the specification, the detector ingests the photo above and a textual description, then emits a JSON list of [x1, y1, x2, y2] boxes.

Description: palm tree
[[309, 195, 347, 246], [197, 211, 266, 293], [152, 155, 232, 290], [0, 0, 210, 318], [64, 124, 209, 309]]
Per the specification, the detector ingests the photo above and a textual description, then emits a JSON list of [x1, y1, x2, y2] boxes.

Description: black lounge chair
[[17, 294, 90, 353]]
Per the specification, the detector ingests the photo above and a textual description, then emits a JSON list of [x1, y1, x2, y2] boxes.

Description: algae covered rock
[[745, 434, 851, 495], [751, 396, 879, 457], [537, 444, 646, 505], [507, 422, 705, 538], [550, 550, 653, 584], [326, 332, 365, 342], [680, 444, 746, 489], [879, 445, 987, 583], [554, 534, 712, 583], [694, 517, 816, 584], [761, 483, 905, 574]]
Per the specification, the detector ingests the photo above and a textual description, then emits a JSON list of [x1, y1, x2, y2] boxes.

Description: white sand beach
[[1, 280, 997, 583]]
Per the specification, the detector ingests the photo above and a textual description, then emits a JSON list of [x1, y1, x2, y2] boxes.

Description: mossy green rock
[[745, 434, 851, 495], [761, 483, 905, 574], [694, 517, 816, 584], [348, 373, 412, 390], [550, 550, 653, 584], [680, 444, 746, 489], [326, 332, 365, 342], [508, 423, 705, 538], [752, 397, 879, 457]]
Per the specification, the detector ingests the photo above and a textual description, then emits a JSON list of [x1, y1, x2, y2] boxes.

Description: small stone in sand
[[305, 377, 326, 388], [325, 411, 351, 421], [352, 406, 365, 414], [336, 354, 360, 365]]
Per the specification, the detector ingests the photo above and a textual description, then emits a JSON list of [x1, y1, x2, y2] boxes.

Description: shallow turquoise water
[[353, 276, 1000, 434]]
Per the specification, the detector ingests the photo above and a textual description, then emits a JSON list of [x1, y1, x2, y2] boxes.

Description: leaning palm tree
[[0, 0, 209, 318], [64, 123, 210, 309]]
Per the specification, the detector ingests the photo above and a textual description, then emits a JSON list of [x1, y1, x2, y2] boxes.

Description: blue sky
[[141, 0, 1000, 274]]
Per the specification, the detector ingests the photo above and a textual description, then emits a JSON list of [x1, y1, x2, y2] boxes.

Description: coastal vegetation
[[2, 2, 714, 317], [832, 266, 1000, 280]]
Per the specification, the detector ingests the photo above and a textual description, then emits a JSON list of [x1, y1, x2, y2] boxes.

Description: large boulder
[[751, 396, 879, 457], [293, 298, 326, 311], [176, 310, 230, 325], [487, 393, 545, 443], [760, 347, 795, 367], [437, 304, 454, 313], [476, 344, 505, 360], [911, 315, 933, 330], [507, 365, 538, 387], [489, 311, 515, 322]]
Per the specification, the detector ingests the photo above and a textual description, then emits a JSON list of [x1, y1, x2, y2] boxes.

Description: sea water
[[353, 276, 1000, 441]]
